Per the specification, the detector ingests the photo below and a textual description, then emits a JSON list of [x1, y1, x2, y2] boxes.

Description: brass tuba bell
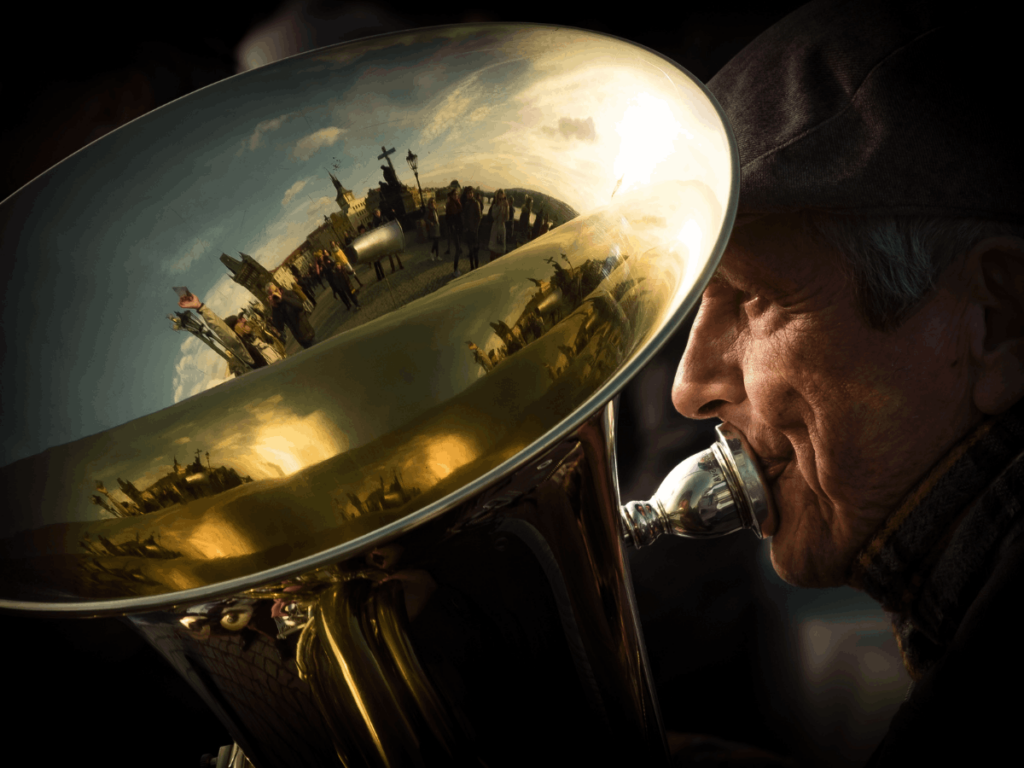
[[0, 23, 745, 766]]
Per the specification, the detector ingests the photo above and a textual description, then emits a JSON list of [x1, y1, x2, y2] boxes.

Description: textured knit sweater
[[849, 397, 1024, 764]]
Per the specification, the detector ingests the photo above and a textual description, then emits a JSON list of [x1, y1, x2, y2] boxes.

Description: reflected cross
[[377, 146, 397, 172]]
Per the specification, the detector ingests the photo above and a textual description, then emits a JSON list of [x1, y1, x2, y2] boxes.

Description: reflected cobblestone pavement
[[283, 235, 485, 355]]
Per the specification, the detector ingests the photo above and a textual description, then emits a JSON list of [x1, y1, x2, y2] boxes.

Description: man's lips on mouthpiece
[[715, 421, 788, 538], [720, 422, 795, 539], [719, 421, 791, 473]]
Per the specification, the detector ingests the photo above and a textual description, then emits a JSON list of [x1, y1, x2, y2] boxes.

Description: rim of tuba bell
[[0, 22, 741, 768]]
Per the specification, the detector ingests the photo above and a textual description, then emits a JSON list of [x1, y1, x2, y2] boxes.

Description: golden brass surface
[[128, 404, 668, 767], [0, 21, 737, 768], [0, 24, 734, 613]]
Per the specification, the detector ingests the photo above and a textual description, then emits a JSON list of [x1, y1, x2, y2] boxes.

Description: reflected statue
[[517, 194, 533, 242], [382, 164, 400, 191], [378, 149, 407, 219], [90, 494, 124, 518], [170, 309, 249, 378], [93, 480, 141, 518], [466, 341, 494, 373]]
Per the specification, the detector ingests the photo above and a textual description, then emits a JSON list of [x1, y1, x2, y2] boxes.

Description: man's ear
[[969, 236, 1024, 415]]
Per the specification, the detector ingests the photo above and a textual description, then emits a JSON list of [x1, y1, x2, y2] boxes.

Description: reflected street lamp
[[406, 149, 424, 211], [325, 213, 345, 244]]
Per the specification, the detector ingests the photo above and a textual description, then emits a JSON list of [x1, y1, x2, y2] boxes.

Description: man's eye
[[740, 291, 774, 313]]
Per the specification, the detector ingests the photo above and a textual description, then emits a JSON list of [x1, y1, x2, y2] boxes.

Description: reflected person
[[331, 240, 363, 289], [326, 259, 361, 312], [313, 254, 327, 290], [266, 282, 317, 349], [177, 292, 254, 375], [239, 309, 286, 357], [227, 314, 284, 366], [462, 186, 482, 271], [446, 187, 463, 276], [531, 208, 546, 241], [426, 198, 442, 261], [288, 262, 317, 309], [488, 189, 509, 262]]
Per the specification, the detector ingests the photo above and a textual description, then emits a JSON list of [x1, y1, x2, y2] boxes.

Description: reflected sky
[[1, 24, 729, 467]]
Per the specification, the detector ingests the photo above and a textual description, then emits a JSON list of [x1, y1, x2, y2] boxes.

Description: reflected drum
[[0, 23, 738, 767]]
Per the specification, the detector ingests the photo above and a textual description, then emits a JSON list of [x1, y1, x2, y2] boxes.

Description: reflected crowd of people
[[166, 174, 564, 386], [436, 183, 555, 278]]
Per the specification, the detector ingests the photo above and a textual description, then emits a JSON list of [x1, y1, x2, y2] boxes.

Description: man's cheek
[[771, 463, 811, 521], [745, 371, 807, 433], [767, 433, 836, 540]]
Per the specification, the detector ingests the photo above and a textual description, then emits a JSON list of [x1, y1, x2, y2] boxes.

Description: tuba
[[0, 23, 759, 766]]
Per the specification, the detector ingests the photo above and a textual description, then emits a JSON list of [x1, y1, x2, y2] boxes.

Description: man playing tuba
[[666, 2, 1024, 765]]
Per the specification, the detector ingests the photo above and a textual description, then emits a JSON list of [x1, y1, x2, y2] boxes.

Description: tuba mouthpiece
[[620, 424, 773, 546]]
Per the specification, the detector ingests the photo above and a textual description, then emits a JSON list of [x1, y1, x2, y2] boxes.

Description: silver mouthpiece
[[620, 424, 774, 547]]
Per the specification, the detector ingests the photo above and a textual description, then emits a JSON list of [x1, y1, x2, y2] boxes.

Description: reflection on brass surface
[[2, 23, 733, 610], [0, 180, 715, 604], [0, 20, 737, 768], [128, 405, 666, 767], [97, 451, 254, 518], [296, 575, 466, 766]]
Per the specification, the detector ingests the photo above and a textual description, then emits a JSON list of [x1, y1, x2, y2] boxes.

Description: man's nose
[[671, 298, 746, 420]]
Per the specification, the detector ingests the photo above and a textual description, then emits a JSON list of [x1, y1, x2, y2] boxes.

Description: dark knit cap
[[708, 0, 1023, 223]]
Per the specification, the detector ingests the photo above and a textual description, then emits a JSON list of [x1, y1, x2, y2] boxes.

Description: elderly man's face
[[671, 214, 983, 587]]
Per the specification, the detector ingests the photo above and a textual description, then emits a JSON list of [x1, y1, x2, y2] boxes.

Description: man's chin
[[768, 537, 849, 588], [766, 480, 850, 588]]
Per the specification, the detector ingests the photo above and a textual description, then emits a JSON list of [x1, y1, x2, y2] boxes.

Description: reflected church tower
[[220, 252, 273, 309], [331, 172, 354, 214], [330, 172, 370, 231]]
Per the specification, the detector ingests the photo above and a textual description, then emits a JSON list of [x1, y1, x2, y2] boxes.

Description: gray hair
[[802, 213, 1024, 332]]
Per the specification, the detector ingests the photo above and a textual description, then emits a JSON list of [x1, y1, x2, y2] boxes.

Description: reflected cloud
[[549, 116, 597, 142], [418, 72, 489, 146], [247, 114, 291, 151], [292, 127, 346, 161], [281, 178, 311, 206], [165, 237, 215, 275]]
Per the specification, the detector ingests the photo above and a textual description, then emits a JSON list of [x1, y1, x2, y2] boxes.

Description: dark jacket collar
[[849, 398, 1024, 679]]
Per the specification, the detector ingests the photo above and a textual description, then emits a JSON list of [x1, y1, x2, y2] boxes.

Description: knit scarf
[[848, 398, 1024, 680]]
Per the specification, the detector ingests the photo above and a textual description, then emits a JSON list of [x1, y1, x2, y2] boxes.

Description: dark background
[[2, 2, 838, 766]]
